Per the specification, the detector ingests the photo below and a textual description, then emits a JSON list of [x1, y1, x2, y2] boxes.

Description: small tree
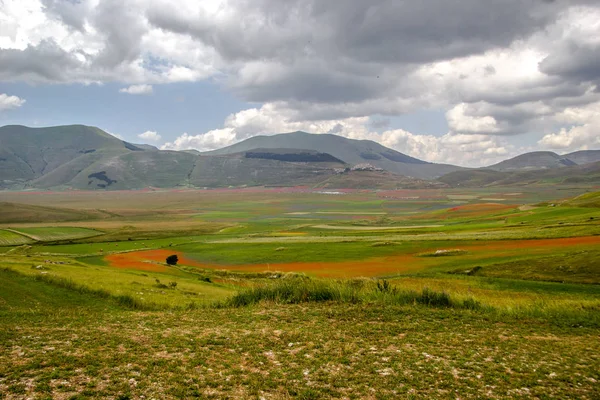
[[166, 254, 178, 266]]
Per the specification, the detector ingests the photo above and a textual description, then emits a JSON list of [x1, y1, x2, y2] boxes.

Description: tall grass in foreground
[[222, 276, 600, 327], [222, 276, 482, 311]]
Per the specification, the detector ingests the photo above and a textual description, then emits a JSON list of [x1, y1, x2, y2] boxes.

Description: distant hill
[[205, 131, 463, 179], [486, 149, 600, 173], [439, 161, 600, 187], [563, 150, 600, 165], [487, 151, 577, 171]]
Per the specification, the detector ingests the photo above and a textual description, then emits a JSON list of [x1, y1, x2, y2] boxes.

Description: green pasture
[[0, 229, 33, 246], [173, 240, 417, 265], [24, 235, 209, 256], [472, 250, 600, 284], [3, 255, 234, 308]]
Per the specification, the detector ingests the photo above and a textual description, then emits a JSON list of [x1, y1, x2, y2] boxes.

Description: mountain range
[[1, 124, 599, 190]]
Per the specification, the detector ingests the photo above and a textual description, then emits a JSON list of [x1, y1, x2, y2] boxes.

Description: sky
[[1, 0, 599, 167]]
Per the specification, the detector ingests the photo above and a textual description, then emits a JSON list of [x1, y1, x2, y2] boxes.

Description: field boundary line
[[3, 228, 39, 241]]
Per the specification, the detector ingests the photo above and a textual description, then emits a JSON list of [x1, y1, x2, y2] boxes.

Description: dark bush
[[166, 254, 178, 265]]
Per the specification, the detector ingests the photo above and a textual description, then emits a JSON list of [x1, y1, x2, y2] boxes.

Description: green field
[[0, 229, 33, 246], [1, 186, 600, 398]]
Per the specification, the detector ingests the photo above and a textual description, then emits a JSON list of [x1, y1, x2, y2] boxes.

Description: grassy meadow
[[1, 186, 599, 398]]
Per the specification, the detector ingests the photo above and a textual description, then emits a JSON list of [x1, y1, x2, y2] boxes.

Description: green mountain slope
[[204, 131, 462, 179], [0, 125, 140, 186]]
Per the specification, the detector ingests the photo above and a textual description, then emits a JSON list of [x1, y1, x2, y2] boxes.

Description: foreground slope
[[205, 131, 463, 179], [1, 268, 598, 399]]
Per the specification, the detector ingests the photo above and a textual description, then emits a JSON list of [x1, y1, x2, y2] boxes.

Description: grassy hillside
[[0, 125, 134, 185], [562, 191, 600, 208], [189, 155, 337, 187]]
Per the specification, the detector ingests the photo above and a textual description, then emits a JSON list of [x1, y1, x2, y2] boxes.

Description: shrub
[[166, 254, 178, 265], [376, 279, 396, 294], [417, 287, 452, 307]]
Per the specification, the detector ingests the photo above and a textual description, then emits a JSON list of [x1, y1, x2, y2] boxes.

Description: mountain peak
[[205, 131, 461, 179]]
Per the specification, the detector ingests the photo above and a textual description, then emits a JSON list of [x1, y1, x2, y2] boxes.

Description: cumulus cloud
[[0, 93, 26, 111], [0, 0, 216, 84], [138, 130, 162, 142], [538, 126, 600, 151], [539, 101, 600, 152], [120, 84, 153, 95]]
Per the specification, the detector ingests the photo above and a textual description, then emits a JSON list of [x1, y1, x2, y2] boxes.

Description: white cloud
[[539, 123, 600, 152], [446, 103, 500, 135], [119, 84, 153, 95], [539, 101, 600, 152], [0, 93, 25, 111], [137, 130, 162, 142]]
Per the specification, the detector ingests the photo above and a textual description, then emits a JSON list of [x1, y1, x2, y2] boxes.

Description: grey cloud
[[327, 124, 344, 134], [539, 42, 600, 83], [369, 118, 391, 130], [147, 0, 597, 120], [0, 40, 83, 82], [91, 0, 146, 69], [149, 0, 572, 64], [231, 64, 395, 104], [462, 79, 590, 107], [42, 0, 88, 32], [484, 65, 496, 76]]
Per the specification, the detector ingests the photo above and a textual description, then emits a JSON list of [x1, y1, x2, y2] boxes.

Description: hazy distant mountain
[[487, 151, 577, 171], [439, 161, 600, 187], [205, 131, 463, 179], [131, 143, 159, 151], [563, 150, 600, 165]]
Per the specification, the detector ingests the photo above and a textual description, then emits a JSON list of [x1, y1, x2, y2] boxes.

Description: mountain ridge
[[1, 124, 600, 190], [205, 131, 462, 179]]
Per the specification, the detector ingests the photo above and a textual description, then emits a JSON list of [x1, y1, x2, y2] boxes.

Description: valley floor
[[1, 186, 599, 399]]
